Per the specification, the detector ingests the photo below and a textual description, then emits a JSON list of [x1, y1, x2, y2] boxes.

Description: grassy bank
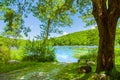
[[0, 61, 120, 80], [73, 47, 120, 64], [0, 47, 120, 80], [0, 62, 95, 80]]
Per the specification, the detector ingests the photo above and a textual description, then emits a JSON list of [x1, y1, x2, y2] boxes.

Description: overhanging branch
[[92, 0, 107, 17], [108, 0, 120, 16]]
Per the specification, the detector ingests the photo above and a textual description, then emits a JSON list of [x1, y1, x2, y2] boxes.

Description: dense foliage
[[1, 27, 120, 63], [49, 28, 120, 46], [22, 40, 56, 62], [0, 37, 56, 63]]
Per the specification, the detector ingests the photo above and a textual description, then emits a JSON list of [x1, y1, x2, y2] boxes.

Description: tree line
[[49, 28, 120, 46]]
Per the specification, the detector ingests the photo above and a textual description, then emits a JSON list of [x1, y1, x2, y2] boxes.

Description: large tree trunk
[[91, 0, 120, 73], [95, 15, 117, 73]]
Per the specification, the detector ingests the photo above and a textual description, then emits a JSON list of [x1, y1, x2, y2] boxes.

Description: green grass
[[0, 61, 38, 73], [0, 48, 120, 80], [52, 63, 96, 80], [0, 61, 120, 80], [74, 48, 120, 63], [0, 62, 96, 80], [0, 62, 69, 80]]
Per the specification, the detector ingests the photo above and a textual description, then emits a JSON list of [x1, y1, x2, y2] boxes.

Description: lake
[[54, 46, 98, 62]]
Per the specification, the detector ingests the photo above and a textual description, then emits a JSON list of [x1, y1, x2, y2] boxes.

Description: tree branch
[[92, 0, 107, 17], [108, 0, 120, 16]]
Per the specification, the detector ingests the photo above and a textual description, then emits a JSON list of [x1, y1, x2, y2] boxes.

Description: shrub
[[22, 41, 56, 62], [0, 45, 11, 64], [74, 48, 97, 61]]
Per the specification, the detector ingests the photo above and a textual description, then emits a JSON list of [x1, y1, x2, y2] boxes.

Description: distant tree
[[0, 0, 32, 38], [2, 9, 22, 48], [0, 0, 32, 62]]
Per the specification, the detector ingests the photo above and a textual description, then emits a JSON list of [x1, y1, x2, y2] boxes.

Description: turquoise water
[[54, 46, 97, 62]]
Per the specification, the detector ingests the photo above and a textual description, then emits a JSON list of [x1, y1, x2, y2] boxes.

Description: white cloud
[[91, 26, 95, 29], [63, 32, 68, 35]]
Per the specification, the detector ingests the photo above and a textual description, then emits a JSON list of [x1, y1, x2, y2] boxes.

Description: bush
[[74, 48, 97, 61], [0, 45, 11, 64], [23, 48, 56, 62], [22, 41, 56, 62]]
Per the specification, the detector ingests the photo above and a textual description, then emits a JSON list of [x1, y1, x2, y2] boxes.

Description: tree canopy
[[32, 0, 76, 40]]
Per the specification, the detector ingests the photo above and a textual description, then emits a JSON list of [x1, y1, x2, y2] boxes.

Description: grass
[[0, 62, 97, 80], [0, 62, 70, 80], [0, 61, 120, 80], [52, 63, 96, 80], [0, 61, 38, 73], [74, 48, 120, 63], [0, 48, 120, 80]]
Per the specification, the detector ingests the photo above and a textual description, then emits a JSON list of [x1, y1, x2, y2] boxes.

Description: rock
[[25, 72, 49, 80], [87, 61, 95, 65], [92, 73, 110, 80], [7, 60, 20, 64], [78, 65, 92, 73]]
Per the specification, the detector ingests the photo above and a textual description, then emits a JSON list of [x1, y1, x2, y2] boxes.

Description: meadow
[[0, 47, 120, 80]]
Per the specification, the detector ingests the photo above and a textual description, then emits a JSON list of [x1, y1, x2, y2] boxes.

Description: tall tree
[[77, 0, 120, 74], [32, 0, 76, 61], [92, 0, 120, 73]]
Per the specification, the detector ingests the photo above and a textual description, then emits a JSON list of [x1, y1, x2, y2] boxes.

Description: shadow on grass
[[108, 69, 120, 80], [75, 72, 92, 80], [77, 65, 120, 80], [102, 65, 120, 80]]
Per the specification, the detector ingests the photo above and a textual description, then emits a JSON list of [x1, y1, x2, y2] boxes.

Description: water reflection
[[54, 46, 97, 62], [55, 46, 78, 62]]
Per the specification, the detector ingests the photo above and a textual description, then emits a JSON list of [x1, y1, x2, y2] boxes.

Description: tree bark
[[91, 0, 120, 73], [41, 19, 51, 61], [43, 19, 51, 45]]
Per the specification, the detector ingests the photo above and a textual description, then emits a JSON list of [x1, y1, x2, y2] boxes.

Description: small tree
[[0, 0, 32, 62]]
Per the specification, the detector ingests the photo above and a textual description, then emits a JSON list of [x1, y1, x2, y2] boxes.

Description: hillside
[[49, 28, 120, 46], [1, 28, 120, 46]]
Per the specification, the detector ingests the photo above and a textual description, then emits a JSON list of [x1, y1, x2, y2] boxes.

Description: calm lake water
[[54, 46, 98, 62]]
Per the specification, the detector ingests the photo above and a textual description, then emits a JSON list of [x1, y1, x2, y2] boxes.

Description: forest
[[0, 0, 120, 80], [49, 28, 120, 46]]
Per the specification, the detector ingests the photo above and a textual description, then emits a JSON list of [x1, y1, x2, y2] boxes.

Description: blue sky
[[23, 13, 93, 39], [0, 13, 94, 40]]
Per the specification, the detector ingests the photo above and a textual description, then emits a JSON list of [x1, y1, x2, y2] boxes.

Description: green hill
[[50, 28, 120, 46], [1, 28, 120, 46]]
